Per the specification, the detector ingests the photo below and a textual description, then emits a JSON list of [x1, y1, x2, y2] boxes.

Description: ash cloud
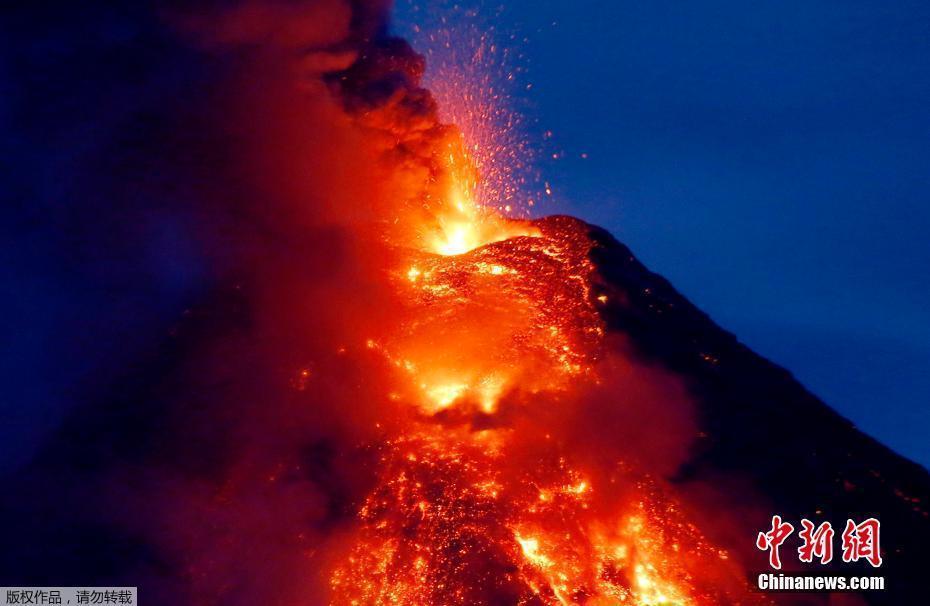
[[0, 0, 455, 601], [1, 0, 435, 469]]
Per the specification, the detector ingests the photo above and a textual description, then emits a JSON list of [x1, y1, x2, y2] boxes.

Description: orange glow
[[324, 19, 758, 606], [380, 217, 602, 417], [423, 140, 539, 257], [328, 198, 756, 604], [329, 422, 752, 605]]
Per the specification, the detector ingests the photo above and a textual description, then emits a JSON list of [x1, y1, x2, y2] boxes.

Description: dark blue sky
[[395, 1, 930, 466]]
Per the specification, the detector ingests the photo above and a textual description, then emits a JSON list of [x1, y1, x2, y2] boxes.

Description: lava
[[329, 208, 755, 604], [315, 13, 764, 603], [380, 218, 601, 417], [329, 413, 753, 605], [423, 142, 539, 257]]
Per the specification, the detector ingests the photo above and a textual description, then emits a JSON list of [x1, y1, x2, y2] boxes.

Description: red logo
[[798, 519, 834, 564], [756, 515, 794, 569], [757, 516, 881, 569], [841, 518, 883, 567]]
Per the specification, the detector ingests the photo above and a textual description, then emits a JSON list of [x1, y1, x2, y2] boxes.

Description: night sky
[[2, 0, 928, 475], [394, 0, 930, 466]]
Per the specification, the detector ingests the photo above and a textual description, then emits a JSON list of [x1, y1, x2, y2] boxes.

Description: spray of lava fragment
[[401, 0, 545, 219], [426, 138, 540, 257]]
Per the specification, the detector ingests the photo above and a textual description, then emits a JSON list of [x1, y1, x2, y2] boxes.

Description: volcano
[[2, 214, 928, 605], [2, 1, 928, 604]]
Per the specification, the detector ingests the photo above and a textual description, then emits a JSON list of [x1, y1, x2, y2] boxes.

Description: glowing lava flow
[[325, 33, 757, 605], [385, 217, 600, 416], [328, 203, 757, 604], [329, 415, 747, 605]]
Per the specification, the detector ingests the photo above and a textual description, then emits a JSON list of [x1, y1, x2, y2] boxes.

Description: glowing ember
[[330, 421, 753, 605], [402, 1, 543, 219]]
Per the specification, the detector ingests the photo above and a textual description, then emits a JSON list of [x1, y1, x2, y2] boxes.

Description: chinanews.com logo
[[753, 515, 885, 593]]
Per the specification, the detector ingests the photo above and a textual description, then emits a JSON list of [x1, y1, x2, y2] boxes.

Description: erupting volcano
[[2, 1, 929, 605], [319, 36, 758, 604]]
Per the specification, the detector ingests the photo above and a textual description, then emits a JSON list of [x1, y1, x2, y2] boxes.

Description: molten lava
[[386, 218, 599, 416], [329, 420, 745, 605], [420, 139, 539, 258], [328, 159, 756, 604], [320, 21, 760, 606]]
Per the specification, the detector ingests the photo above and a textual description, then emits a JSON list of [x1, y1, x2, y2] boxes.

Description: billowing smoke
[[1, 0, 430, 464], [2, 1, 857, 605], [1, 1, 458, 601]]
